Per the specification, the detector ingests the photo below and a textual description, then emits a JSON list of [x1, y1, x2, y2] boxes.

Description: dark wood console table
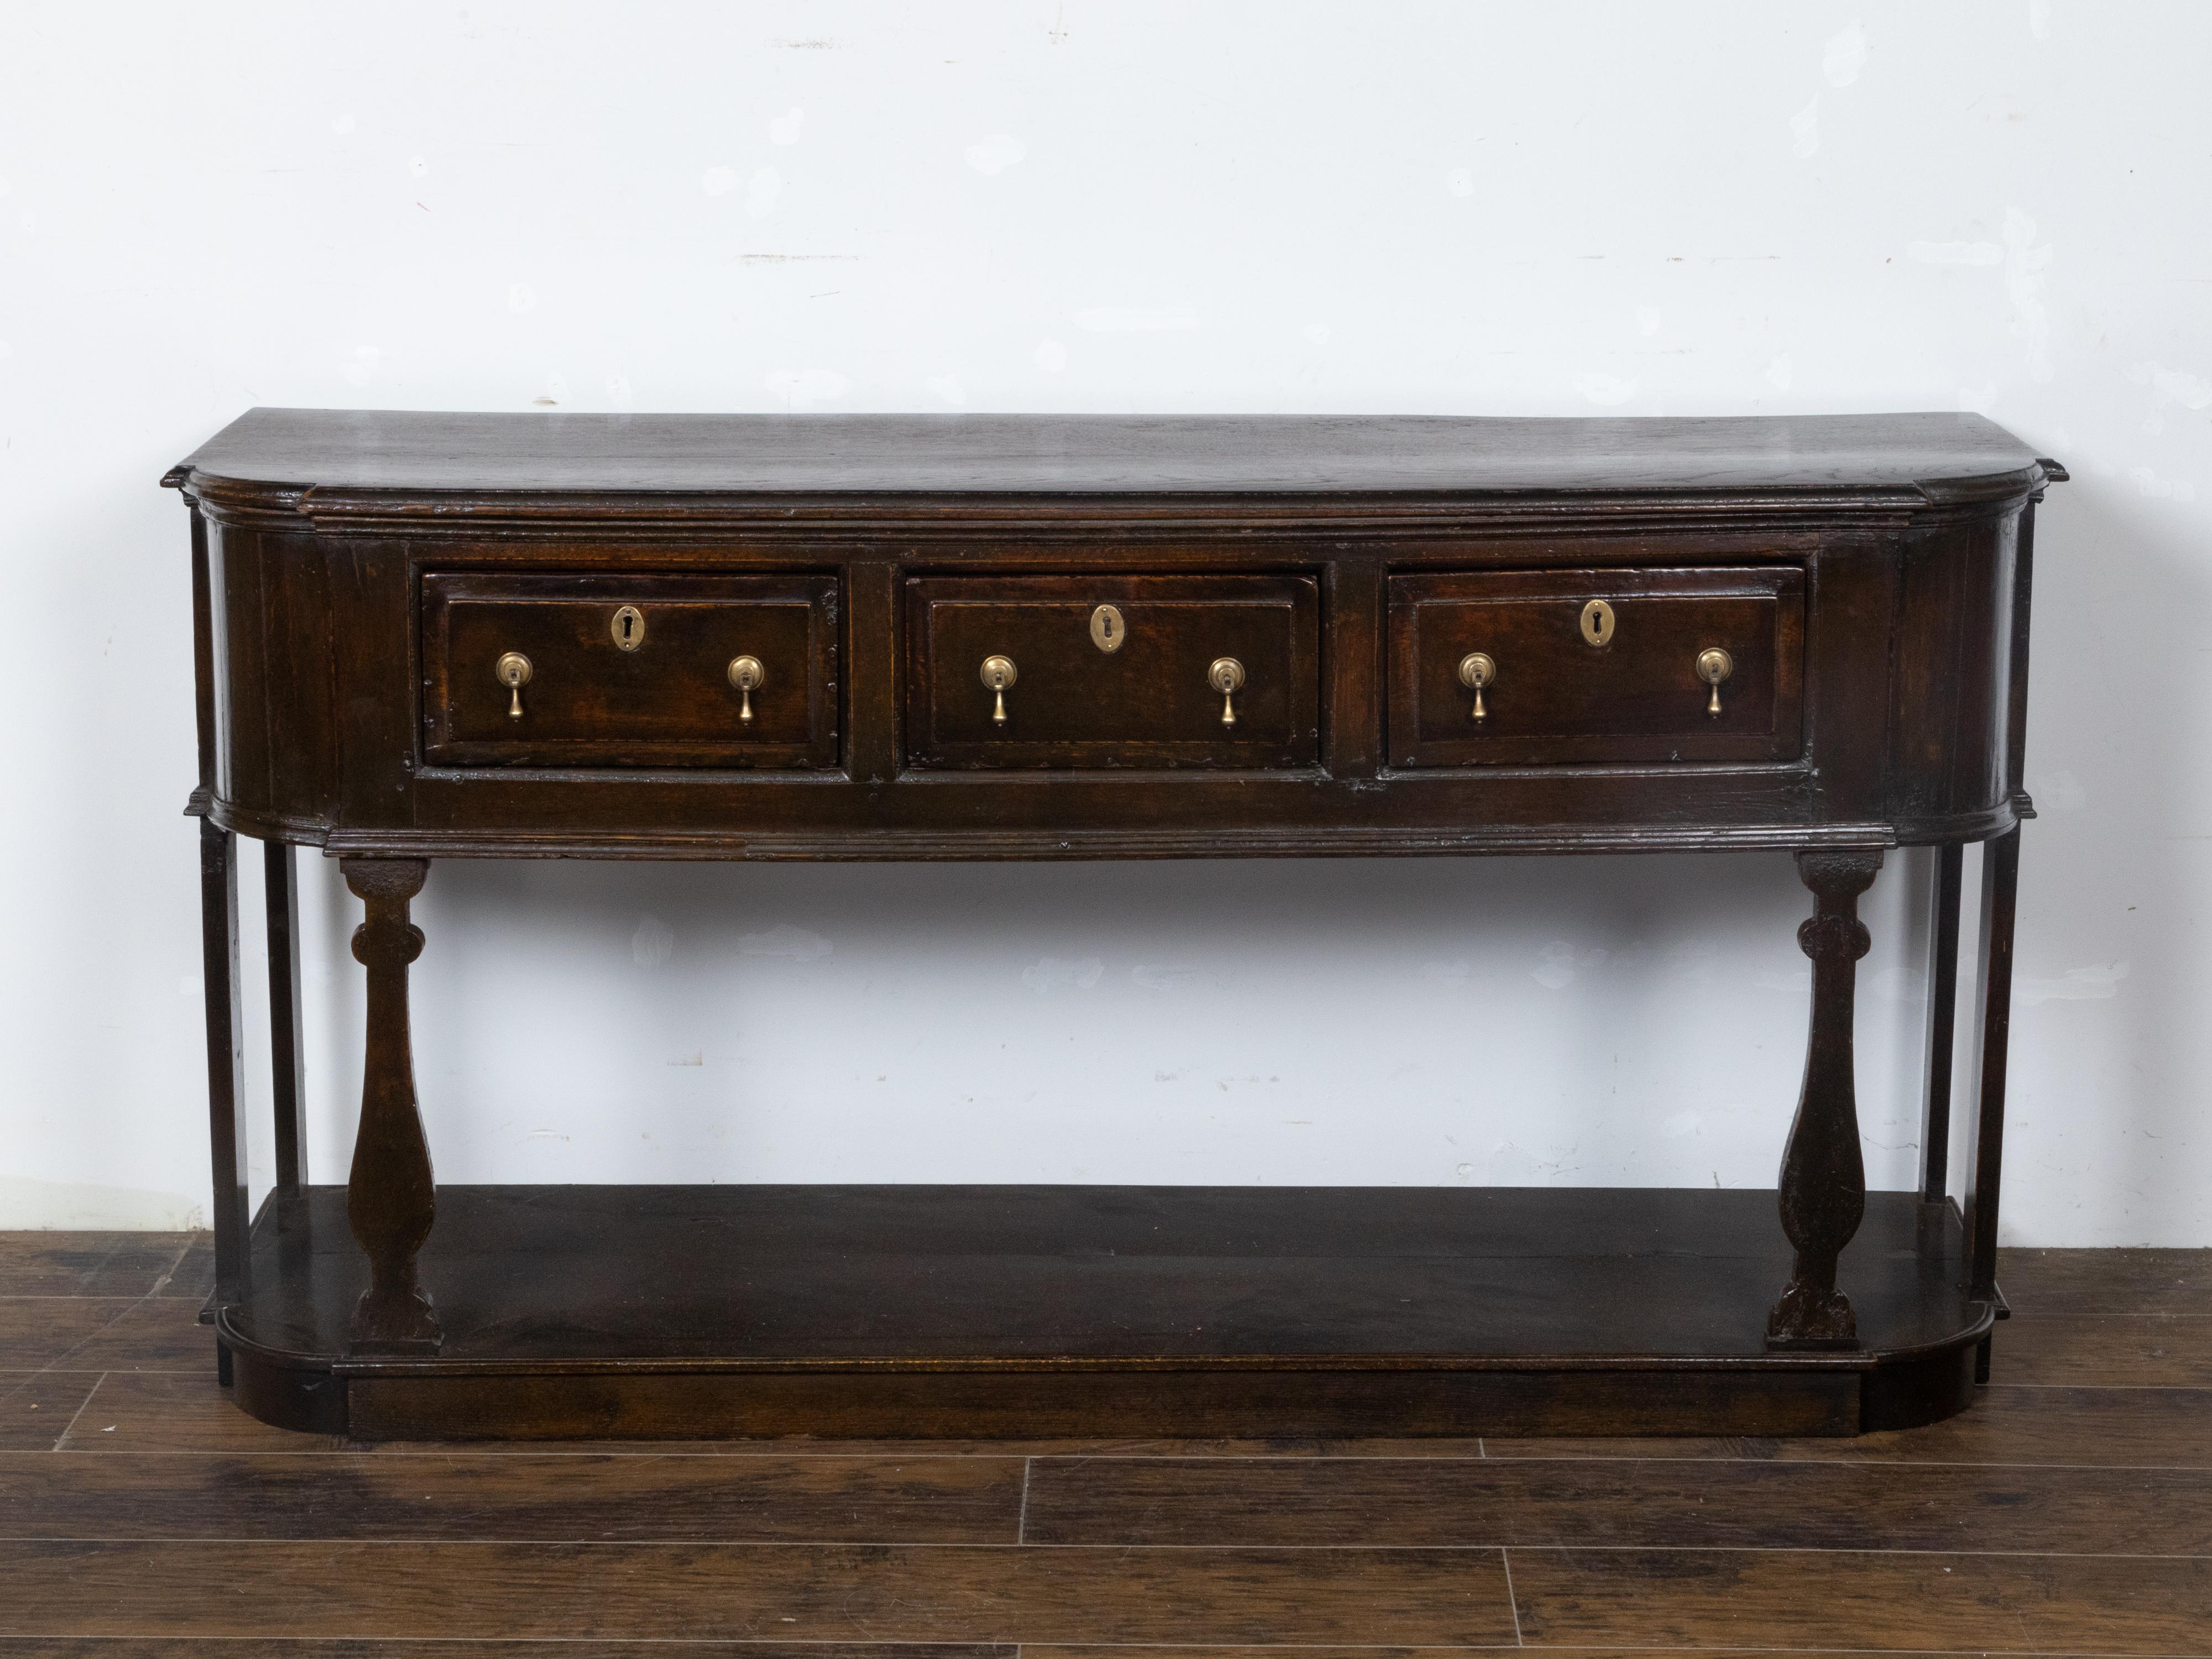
[[169, 410, 2060, 1439]]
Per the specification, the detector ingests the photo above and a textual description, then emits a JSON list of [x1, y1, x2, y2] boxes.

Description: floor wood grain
[[0, 1451, 1029, 1542], [42, 1371, 337, 1452], [0, 1231, 2205, 1650], [1999, 1313, 2212, 1387], [1999, 1246, 2212, 1317], [1485, 1381, 2212, 1467], [1507, 1547, 2212, 1652], [0, 1541, 1517, 1644], [0, 1375, 102, 1452], [0, 1299, 211, 1372], [0, 1649, 2126, 1659], [0, 1647, 1010, 1658], [0, 1237, 197, 1300], [1029, 1652, 2151, 1659], [1022, 1453, 2212, 1552]]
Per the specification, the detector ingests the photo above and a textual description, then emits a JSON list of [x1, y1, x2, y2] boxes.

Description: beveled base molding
[[221, 1182, 1992, 1441]]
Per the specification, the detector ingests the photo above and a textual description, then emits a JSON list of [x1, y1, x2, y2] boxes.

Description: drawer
[[904, 575, 1320, 769], [1387, 567, 1804, 766], [421, 571, 839, 768]]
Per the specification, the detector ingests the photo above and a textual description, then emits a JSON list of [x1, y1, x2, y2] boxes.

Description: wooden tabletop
[[170, 408, 2052, 498]]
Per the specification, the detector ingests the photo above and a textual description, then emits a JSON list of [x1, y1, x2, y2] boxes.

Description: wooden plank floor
[[0, 1233, 2207, 1652]]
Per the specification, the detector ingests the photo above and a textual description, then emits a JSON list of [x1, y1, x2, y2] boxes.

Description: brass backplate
[[1089, 604, 1126, 654], [1579, 598, 1615, 646], [611, 604, 646, 651]]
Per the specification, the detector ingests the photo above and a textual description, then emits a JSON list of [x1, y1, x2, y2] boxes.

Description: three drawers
[[419, 565, 1804, 774], [421, 572, 840, 769]]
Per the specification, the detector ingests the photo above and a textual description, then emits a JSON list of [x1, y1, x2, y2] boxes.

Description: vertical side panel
[[262, 533, 342, 824], [330, 539, 420, 831], [1799, 534, 1897, 822], [1947, 513, 2016, 818], [812, 569, 845, 773], [222, 526, 274, 816], [848, 559, 898, 783], [188, 505, 217, 799], [1889, 510, 2016, 825], [1888, 523, 1967, 823], [1325, 557, 1382, 779], [2006, 502, 2037, 801], [203, 520, 233, 802]]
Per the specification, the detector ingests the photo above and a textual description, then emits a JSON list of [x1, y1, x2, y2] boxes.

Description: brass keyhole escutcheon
[[1697, 646, 1734, 716], [494, 651, 533, 719], [980, 654, 1018, 726], [727, 655, 764, 723], [1207, 656, 1246, 728], [611, 605, 646, 651], [1089, 604, 1125, 654], [1458, 651, 1496, 721], [1580, 599, 1616, 647]]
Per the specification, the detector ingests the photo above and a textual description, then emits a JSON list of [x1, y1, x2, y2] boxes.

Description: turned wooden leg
[[198, 821, 250, 1384], [1917, 844, 1965, 1202], [341, 857, 440, 1353], [1964, 827, 2023, 1382], [265, 842, 309, 1213], [1767, 847, 1884, 1350]]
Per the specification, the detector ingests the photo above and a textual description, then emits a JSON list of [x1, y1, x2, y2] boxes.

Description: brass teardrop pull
[[980, 655, 1018, 726], [1207, 656, 1245, 728], [494, 651, 533, 719], [1697, 647, 1733, 716], [1458, 651, 1495, 721], [727, 655, 764, 723]]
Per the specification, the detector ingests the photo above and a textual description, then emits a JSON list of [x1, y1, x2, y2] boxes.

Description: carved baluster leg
[[1767, 847, 1884, 1350], [341, 857, 441, 1353], [265, 842, 309, 1219], [199, 821, 250, 1385]]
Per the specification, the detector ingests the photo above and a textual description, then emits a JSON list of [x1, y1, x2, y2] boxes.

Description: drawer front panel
[[1388, 568, 1805, 767], [422, 571, 839, 768], [905, 575, 1321, 769]]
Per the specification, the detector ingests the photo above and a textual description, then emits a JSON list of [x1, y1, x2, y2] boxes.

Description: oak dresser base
[[172, 410, 2057, 1439]]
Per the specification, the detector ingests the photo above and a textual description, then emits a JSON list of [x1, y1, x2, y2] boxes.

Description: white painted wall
[[0, 1, 2200, 1242]]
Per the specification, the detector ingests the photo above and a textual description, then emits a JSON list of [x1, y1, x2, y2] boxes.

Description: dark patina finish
[[170, 409, 2057, 1437]]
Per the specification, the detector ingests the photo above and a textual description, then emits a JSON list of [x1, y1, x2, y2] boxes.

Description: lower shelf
[[220, 1183, 1995, 1440]]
